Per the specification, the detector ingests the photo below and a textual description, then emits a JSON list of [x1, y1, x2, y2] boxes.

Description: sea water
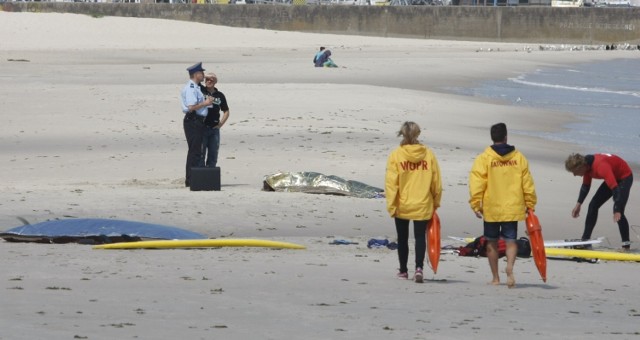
[[455, 58, 640, 165]]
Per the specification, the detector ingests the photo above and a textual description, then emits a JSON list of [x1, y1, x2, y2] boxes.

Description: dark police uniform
[[180, 62, 208, 187]]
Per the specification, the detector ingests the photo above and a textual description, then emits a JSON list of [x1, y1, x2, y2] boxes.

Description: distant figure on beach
[[314, 49, 338, 68], [198, 72, 230, 168], [180, 62, 213, 187], [385, 121, 442, 283], [312, 46, 325, 65], [565, 153, 633, 250], [469, 123, 537, 288]]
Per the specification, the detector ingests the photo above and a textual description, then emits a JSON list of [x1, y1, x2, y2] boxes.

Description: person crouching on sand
[[312, 46, 325, 66], [468, 123, 537, 288], [385, 121, 442, 283], [565, 153, 633, 251], [314, 49, 338, 68]]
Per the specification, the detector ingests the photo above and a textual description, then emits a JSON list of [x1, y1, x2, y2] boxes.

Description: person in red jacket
[[565, 153, 634, 250]]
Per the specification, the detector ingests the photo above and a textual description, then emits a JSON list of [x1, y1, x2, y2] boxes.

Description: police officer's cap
[[187, 62, 205, 75]]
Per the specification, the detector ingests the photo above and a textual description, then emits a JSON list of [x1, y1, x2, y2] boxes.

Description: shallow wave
[[509, 77, 640, 98]]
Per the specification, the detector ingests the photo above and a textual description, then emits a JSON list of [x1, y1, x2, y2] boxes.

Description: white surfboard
[[544, 237, 604, 248]]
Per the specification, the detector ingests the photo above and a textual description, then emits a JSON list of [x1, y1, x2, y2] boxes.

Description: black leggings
[[395, 218, 428, 273], [583, 175, 633, 242]]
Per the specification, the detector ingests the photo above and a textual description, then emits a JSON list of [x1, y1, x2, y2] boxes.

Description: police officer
[[181, 62, 213, 187]]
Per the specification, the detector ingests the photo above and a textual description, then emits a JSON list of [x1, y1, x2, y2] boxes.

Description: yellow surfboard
[[545, 247, 640, 262], [93, 239, 306, 250]]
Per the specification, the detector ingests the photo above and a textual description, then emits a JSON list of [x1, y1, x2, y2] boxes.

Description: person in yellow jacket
[[385, 121, 442, 283], [469, 123, 536, 288]]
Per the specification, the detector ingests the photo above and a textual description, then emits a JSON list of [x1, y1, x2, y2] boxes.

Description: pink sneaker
[[414, 268, 424, 283], [397, 272, 408, 280]]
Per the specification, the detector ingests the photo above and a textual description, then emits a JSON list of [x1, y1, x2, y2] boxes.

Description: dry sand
[[1, 12, 639, 339]]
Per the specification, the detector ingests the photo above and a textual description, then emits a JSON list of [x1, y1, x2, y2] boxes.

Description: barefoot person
[[385, 122, 442, 283], [565, 153, 633, 250], [469, 123, 537, 288]]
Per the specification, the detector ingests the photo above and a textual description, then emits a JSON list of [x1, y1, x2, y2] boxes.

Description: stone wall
[[2, 2, 639, 44]]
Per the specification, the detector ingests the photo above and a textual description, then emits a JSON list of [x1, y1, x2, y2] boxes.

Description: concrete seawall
[[2, 2, 639, 44]]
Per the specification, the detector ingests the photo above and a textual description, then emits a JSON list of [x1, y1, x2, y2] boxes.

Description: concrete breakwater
[[2, 2, 639, 44]]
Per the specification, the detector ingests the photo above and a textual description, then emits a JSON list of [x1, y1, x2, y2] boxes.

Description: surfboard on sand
[[542, 238, 604, 248], [93, 239, 306, 250], [545, 248, 640, 262], [427, 211, 441, 275]]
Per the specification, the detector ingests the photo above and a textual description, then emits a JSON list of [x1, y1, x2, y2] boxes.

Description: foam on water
[[509, 76, 640, 98]]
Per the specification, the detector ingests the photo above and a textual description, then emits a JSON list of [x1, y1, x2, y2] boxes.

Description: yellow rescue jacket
[[385, 144, 442, 220], [469, 145, 537, 222]]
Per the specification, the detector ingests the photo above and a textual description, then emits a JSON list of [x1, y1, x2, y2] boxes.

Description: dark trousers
[[183, 118, 205, 186], [395, 218, 428, 273], [583, 175, 633, 242], [200, 126, 220, 168]]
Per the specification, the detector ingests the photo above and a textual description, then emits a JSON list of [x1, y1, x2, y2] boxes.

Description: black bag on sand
[[190, 167, 221, 191], [516, 237, 532, 258]]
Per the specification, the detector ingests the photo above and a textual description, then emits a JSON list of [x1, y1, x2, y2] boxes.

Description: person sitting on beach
[[314, 49, 338, 68], [385, 121, 442, 283], [469, 123, 537, 288], [312, 46, 325, 65], [565, 153, 633, 250]]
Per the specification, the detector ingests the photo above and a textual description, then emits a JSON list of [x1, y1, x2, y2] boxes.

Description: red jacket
[[584, 154, 632, 189]]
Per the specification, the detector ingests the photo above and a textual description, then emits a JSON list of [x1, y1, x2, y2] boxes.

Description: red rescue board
[[526, 209, 547, 282], [427, 211, 441, 274]]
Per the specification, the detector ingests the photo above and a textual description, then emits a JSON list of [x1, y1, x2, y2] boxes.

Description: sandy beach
[[1, 12, 640, 339]]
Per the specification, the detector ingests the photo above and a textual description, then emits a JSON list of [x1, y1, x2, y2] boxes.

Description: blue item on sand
[[367, 238, 389, 248], [0, 218, 206, 244], [330, 239, 358, 245], [367, 238, 398, 250]]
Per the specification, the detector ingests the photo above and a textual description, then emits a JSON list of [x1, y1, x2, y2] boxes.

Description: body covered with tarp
[[263, 172, 384, 199], [0, 218, 206, 244]]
